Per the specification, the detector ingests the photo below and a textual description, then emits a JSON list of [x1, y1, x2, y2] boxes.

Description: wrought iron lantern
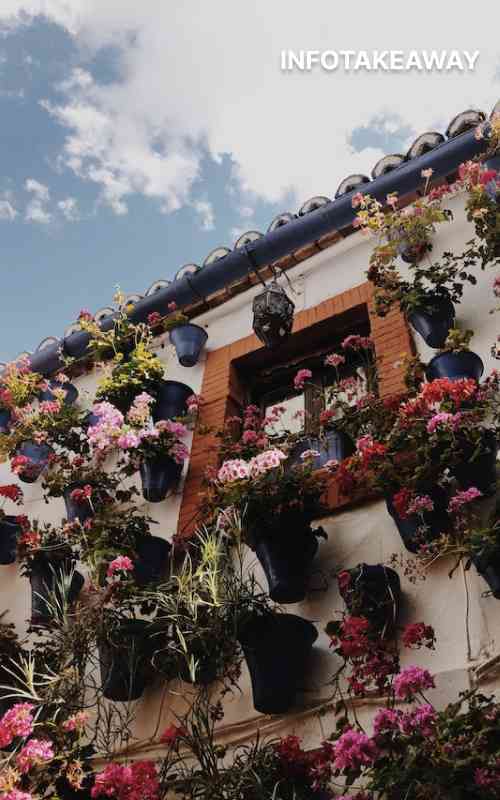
[[252, 280, 295, 349]]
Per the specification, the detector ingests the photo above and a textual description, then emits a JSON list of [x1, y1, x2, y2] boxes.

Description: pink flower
[[333, 728, 379, 771], [352, 192, 364, 208], [186, 394, 200, 413], [406, 495, 434, 516], [0, 703, 35, 746], [249, 448, 287, 476], [242, 429, 258, 444], [167, 301, 177, 312], [16, 739, 54, 773], [426, 411, 462, 434], [447, 487, 483, 514], [494, 276, 500, 299], [325, 353, 346, 368], [399, 704, 436, 737], [217, 459, 250, 483], [39, 400, 61, 415], [147, 312, 162, 327], [117, 431, 142, 449], [78, 308, 93, 321], [341, 335, 374, 351], [92, 760, 159, 800], [127, 393, 154, 426], [373, 707, 401, 734], [62, 711, 89, 732], [3, 792, 33, 800], [300, 449, 320, 461], [107, 556, 134, 577], [294, 369, 312, 391], [393, 666, 435, 700]]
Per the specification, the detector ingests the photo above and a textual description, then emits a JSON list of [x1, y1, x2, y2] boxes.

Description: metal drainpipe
[[28, 127, 488, 377]]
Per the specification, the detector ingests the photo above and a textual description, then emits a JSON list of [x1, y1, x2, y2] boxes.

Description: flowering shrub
[[0, 357, 44, 414]]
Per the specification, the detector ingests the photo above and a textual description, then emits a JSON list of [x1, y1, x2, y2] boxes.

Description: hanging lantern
[[252, 280, 295, 348]]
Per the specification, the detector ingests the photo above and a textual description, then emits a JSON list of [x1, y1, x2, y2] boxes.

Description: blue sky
[[0, 3, 498, 362]]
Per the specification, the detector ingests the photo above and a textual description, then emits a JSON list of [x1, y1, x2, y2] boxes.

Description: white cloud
[[0, 199, 17, 220], [57, 195, 79, 220], [193, 199, 215, 231], [1, 2, 499, 214], [24, 177, 51, 223]]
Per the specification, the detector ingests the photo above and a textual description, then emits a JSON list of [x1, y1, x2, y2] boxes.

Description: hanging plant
[[336, 563, 402, 636], [426, 328, 484, 382]]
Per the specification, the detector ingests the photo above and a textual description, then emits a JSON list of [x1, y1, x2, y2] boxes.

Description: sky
[[0, 1, 498, 362]]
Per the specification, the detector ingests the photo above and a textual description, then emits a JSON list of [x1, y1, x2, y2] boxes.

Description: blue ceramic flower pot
[[338, 563, 401, 635], [425, 351, 484, 382], [140, 456, 183, 502], [0, 408, 12, 435], [39, 380, 78, 406], [134, 535, 171, 585], [29, 555, 84, 625], [16, 441, 53, 484], [408, 295, 455, 349], [254, 524, 319, 603], [0, 516, 20, 565], [289, 429, 355, 469], [238, 613, 317, 714], [152, 380, 193, 422], [385, 488, 450, 554], [99, 619, 150, 701], [170, 323, 208, 367]]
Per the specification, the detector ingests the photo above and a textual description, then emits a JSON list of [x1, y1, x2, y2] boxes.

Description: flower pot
[[472, 553, 500, 598], [16, 441, 53, 483], [179, 651, 219, 686], [425, 351, 484, 382], [238, 613, 317, 714], [133, 535, 171, 586], [39, 379, 79, 406], [139, 456, 183, 502], [98, 619, 150, 701], [407, 296, 455, 349], [385, 489, 450, 554], [63, 329, 91, 360], [290, 429, 355, 469], [29, 555, 84, 625], [152, 380, 194, 422], [254, 524, 320, 603], [63, 482, 96, 526], [452, 430, 498, 495], [169, 323, 208, 368], [338, 563, 401, 636], [486, 155, 500, 171], [0, 408, 11, 434], [399, 241, 428, 264], [0, 516, 21, 565]]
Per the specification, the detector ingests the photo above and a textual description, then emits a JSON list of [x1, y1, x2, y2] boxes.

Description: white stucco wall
[[0, 189, 498, 759]]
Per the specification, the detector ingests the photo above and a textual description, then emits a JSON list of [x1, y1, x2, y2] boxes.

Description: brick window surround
[[178, 282, 414, 536]]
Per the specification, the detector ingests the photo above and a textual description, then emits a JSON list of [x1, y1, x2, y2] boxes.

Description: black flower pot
[[338, 563, 401, 636], [238, 613, 317, 714], [140, 456, 183, 502], [16, 441, 53, 483], [99, 619, 150, 701], [179, 651, 219, 686], [472, 552, 500, 598], [39, 379, 79, 406], [152, 380, 193, 422], [407, 296, 455, 349], [134, 535, 171, 586], [452, 430, 498, 495], [254, 524, 320, 603], [63, 482, 96, 526], [385, 489, 450, 554], [0, 408, 11, 434], [0, 516, 21, 565], [29, 555, 84, 625], [170, 323, 208, 368], [425, 351, 484, 382], [290, 429, 355, 469]]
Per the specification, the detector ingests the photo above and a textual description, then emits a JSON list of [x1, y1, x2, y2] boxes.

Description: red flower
[[70, 485, 93, 504], [402, 622, 436, 650], [392, 488, 414, 520], [160, 724, 186, 745], [337, 570, 351, 592], [147, 312, 162, 327], [0, 484, 23, 503]]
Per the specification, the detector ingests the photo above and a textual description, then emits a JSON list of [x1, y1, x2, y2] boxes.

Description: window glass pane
[[265, 394, 305, 435]]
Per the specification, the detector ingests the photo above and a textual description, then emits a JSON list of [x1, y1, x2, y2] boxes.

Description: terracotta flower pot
[[98, 619, 150, 701], [254, 523, 321, 603], [169, 323, 208, 368], [425, 351, 484, 382], [0, 516, 21, 565], [338, 563, 401, 635], [152, 380, 194, 422], [139, 456, 183, 502], [29, 554, 84, 625], [133, 535, 171, 586], [407, 295, 455, 349], [238, 613, 317, 714]]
